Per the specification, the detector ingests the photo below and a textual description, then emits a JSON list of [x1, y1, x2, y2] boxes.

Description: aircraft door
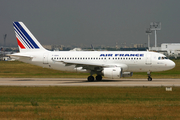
[[43, 53, 48, 64], [146, 53, 152, 65]]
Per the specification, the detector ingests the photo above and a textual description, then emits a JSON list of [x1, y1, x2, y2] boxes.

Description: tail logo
[[13, 22, 39, 49]]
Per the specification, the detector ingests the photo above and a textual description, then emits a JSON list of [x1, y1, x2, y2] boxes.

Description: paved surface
[[0, 78, 180, 87]]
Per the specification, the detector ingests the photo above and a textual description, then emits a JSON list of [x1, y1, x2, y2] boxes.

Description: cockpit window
[[158, 57, 168, 60]]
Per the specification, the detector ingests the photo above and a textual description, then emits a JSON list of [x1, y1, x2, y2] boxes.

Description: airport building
[[149, 43, 180, 58]]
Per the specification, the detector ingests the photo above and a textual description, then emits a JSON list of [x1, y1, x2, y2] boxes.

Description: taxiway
[[0, 78, 180, 87]]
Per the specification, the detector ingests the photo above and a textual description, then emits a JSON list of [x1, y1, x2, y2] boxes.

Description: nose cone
[[167, 60, 175, 70]]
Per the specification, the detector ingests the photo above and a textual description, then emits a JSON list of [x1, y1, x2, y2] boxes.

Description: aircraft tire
[[96, 75, 102, 81], [88, 76, 94, 82]]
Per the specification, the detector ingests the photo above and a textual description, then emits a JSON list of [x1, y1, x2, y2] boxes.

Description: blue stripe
[[13, 23, 34, 49], [14, 22, 39, 49], [14, 28, 31, 48]]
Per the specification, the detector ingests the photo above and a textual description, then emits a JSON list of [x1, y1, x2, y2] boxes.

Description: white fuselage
[[17, 50, 175, 73]]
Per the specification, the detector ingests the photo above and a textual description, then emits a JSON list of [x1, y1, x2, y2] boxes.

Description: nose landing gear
[[147, 72, 152, 81]]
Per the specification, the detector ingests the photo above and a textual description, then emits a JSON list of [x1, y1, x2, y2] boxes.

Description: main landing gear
[[147, 72, 152, 81], [87, 75, 102, 82], [96, 75, 102, 81], [88, 76, 94, 82]]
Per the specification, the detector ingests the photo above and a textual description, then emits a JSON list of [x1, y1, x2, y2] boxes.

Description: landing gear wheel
[[96, 75, 102, 81], [148, 76, 152, 81], [88, 76, 94, 82], [147, 72, 152, 81]]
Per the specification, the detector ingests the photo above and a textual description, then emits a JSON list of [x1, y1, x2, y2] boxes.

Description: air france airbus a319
[[9, 22, 175, 81]]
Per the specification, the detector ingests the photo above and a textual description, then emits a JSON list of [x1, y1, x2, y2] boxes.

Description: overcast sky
[[0, 0, 180, 47]]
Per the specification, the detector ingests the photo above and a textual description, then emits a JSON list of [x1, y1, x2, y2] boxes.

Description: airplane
[[9, 22, 175, 82]]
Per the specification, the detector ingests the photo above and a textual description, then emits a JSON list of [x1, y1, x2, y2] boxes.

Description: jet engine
[[102, 67, 122, 79]]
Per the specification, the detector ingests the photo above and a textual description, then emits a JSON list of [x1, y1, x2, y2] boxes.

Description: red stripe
[[16, 37, 25, 49]]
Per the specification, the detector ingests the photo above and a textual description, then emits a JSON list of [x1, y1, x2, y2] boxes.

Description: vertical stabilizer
[[13, 22, 46, 52]]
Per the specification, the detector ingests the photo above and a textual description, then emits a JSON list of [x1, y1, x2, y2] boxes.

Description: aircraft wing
[[55, 60, 128, 71]]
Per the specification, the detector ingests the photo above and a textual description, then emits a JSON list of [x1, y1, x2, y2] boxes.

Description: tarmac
[[0, 78, 180, 87]]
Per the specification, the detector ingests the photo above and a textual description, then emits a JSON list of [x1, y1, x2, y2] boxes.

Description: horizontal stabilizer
[[7, 53, 33, 59]]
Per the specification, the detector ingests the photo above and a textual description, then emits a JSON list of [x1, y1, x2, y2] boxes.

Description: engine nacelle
[[102, 67, 122, 79], [122, 72, 133, 77]]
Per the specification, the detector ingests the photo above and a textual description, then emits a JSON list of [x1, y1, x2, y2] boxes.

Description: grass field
[[0, 61, 88, 78], [0, 61, 180, 119], [0, 60, 179, 78], [0, 87, 180, 120]]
